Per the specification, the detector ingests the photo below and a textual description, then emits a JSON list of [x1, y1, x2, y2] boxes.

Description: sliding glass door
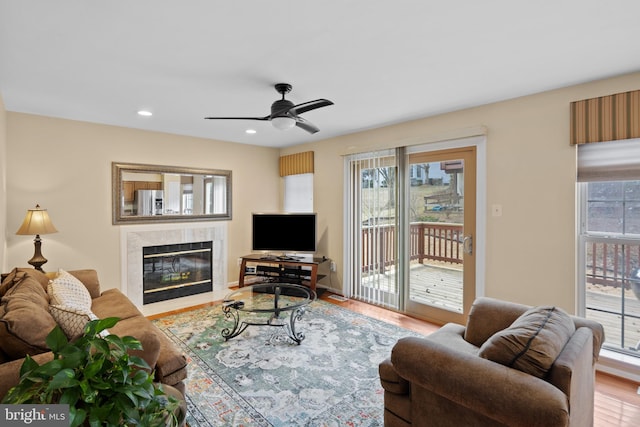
[[404, 147, 476, 325], [346, 142, 479, 324]]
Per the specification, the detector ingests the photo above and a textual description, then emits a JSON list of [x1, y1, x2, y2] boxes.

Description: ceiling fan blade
[[289, 99, 334, 116], [294, 116, 320, 134], [204, 116, 270, 121]]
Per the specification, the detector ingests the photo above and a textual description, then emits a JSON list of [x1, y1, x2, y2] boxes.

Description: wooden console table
[[238, 254, 327, 291]]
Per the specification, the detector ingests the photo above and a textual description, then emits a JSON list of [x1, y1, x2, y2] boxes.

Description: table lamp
[[15, 204, 58, 271]]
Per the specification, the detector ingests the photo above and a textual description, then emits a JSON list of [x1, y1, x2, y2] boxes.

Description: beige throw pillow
[[47, 269, 92, 309], [49, 304, 100, 340], [478, 306, 575, 378]]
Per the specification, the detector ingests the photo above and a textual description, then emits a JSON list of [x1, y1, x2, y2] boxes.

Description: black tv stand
[[239, 254, 327, 291]]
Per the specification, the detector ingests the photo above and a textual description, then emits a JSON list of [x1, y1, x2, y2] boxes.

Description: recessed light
[[245, 129, 257, 134], [137, 110, 153, 117]]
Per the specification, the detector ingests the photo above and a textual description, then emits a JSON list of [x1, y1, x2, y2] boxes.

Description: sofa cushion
[[0, 276, 57, 359], [49, 303, 101, 340], [109, 316, 162, 370], [47, 269, 92, 310], [92, 289, 143, 320], [1, 268, 50, 298], [478, 305, 575, 378]]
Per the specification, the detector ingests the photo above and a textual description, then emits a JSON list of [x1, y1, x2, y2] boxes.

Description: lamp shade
[[16, 204, 58, 236], [271, 116, 296, 130]]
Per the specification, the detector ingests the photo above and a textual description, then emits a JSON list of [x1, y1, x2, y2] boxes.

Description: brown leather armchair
[[379, 297, 604, 427]]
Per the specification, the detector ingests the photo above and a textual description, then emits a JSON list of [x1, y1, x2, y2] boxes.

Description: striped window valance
[[570, 89, 640, 145], [279, 151, 314, 176]]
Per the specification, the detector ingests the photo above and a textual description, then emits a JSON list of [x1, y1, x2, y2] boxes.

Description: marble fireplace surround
[[120, 222, 228, 314]]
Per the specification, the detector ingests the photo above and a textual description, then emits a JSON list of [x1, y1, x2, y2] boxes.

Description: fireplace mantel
[[120, 222, 228, 315]]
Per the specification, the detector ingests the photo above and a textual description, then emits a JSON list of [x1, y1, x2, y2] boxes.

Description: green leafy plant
[[2, 317, 181, 427]]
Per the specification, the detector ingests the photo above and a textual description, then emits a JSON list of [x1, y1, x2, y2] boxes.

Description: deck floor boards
[[361, 262, 640, 353]]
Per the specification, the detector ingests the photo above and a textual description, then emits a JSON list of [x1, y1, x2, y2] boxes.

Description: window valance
[[570, 89, 640, 145], [279, 151, 314, 176]]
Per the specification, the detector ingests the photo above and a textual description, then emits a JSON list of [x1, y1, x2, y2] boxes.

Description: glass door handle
[[463, 235, 473, 255]]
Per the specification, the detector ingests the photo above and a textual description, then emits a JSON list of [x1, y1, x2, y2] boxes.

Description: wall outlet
[[330, 261, 337, 272], [237, 258, 242, 266]]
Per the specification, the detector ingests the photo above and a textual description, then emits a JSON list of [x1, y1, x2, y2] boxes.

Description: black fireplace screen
[[142, 241, 213, 304]]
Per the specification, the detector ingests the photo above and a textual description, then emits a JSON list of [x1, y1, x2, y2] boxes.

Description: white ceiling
[[1, 1, 640, 148]]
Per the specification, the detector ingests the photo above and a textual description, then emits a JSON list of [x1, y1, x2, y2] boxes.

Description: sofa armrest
[[547, 328, 595, 427], [391, 336, 570, 427], [68, 269, 101, 299], [130, 328, 162, 372], [379, 357, 409, 395], [572, 318, 605, 363], [0, 352, 54, 401]]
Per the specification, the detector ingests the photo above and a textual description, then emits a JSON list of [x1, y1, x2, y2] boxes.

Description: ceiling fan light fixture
[[205, 83, 333, 134], [271, 116, 296, 130]]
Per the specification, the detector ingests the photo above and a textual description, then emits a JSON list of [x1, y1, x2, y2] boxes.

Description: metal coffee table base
[[221, 305, 309, 344]]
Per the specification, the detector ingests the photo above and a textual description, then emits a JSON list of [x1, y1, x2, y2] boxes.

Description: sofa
[[379, 297, 605, 427], [0, 267, 188, 401]]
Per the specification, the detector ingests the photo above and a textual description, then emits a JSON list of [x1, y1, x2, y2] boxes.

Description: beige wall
[[0, 94, 6, 272], [5, 113, 281, 289], [3, 72, 640, 313], [283, 71, 640, 313]]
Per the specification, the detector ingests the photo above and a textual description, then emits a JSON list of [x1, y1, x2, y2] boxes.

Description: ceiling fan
[[205, 83, 334, 134]]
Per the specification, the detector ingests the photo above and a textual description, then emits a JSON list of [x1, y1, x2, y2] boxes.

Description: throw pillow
[[478, 305, 576, 378], [0, 276, 58, 359], [0, 268, 26, 298], [1, 268, 50, 298], [48, 269, 92, 310], [49, 304, 104, 340]]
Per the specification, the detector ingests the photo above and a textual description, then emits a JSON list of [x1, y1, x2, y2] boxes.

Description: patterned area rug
[[152, 299, 424, 426]]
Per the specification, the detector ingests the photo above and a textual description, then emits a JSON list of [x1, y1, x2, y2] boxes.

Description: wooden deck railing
[[361, 227, 640, 291], [585, 241, 640, 289], [584, 240, 640, 351], [361, 225, 640, 287], [361, 222, 463, 273]]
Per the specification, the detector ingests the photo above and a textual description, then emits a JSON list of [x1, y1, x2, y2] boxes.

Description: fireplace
[[142, 241, 213, 304], [122, 223, 227, 314]]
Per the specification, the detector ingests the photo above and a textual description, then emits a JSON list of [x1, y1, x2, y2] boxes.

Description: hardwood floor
[[319, 292, 640, 427], [153, 290, 640, 426]]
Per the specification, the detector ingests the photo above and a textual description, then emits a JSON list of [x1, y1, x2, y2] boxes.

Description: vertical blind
[[570, 89, 640, 145], [345, 149, 400, 309]]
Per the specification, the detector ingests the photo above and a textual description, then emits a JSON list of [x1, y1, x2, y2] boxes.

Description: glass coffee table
[[221, 283, 316, 344]]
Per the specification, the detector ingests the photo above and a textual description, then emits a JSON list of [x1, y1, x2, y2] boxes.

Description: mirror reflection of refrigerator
[[136, 190, 163, 215]]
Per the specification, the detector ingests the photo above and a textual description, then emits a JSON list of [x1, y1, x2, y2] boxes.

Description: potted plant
[[1, 317, 182, 427]]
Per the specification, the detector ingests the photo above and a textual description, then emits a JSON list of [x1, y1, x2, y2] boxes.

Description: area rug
[[152, 299, 425, 426]]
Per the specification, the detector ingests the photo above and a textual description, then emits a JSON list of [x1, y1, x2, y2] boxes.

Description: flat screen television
[[252, 213, 317, 254]]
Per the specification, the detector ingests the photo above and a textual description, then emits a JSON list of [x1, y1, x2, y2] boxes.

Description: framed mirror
[[112, 162, 232, 224]]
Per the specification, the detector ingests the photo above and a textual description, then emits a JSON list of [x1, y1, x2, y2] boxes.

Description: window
[[578, 140, 640, 358], [280, 152, 314, 213], [585, 181, 640, 234], [284, 173, 313, 213]]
